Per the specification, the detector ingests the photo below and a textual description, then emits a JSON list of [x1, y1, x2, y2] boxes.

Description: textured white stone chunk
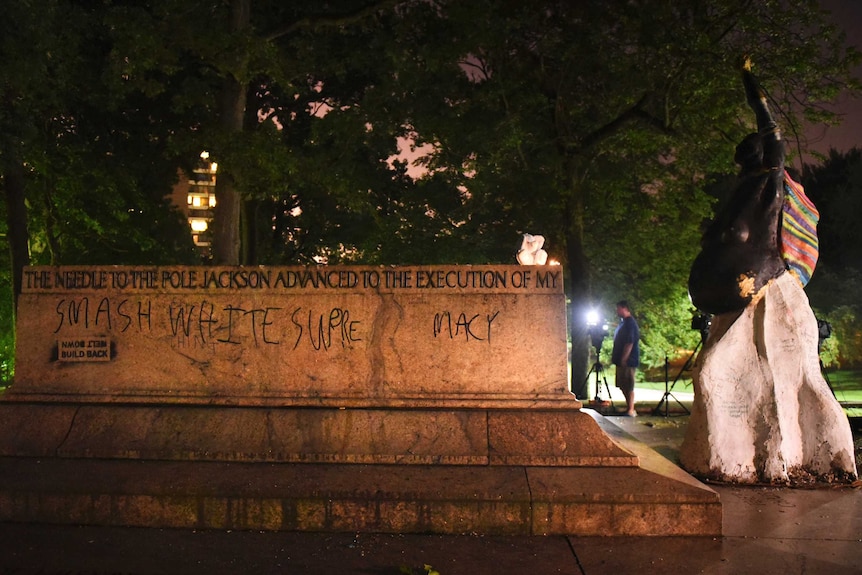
[[680, 272, 857, 484]]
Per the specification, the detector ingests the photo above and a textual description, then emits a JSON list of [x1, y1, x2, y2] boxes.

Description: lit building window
[[173, 150, 218, 255], [190, 218, 209, 232]]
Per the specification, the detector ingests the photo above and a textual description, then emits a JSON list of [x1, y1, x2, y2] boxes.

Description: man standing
[[612, 300, 640, 416]]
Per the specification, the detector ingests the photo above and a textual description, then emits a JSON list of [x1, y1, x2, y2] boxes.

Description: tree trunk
[[211, 0, 249, 266], [565, 193, 592, 399], [212, 167, 242, 265], [3, 161, 30, 314], [42, 186, 59, 263], [567, 246, 591, 398]]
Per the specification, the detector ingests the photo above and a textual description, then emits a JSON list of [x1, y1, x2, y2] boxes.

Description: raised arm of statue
[[741, 63, 783, 173], [687, 59, 788, 315], [738, 63, 821, 289]]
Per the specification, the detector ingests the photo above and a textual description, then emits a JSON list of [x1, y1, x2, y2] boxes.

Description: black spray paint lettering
[[433, 311, 500, 343], [54, 297, 152, 333], [169, 302, 280, 346], [217, 305, 281, 345], [168, 301, 219, 343], [290, 307, 361, 351]]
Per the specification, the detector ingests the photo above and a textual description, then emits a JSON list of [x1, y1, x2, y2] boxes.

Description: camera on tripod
[[691, 312, 711, 341], [814, 317, 838, 398], [816, 318, 832, 353], [584, 309, 612, 407], [586, 310, 609, 352], [817, 318, 832, 343]]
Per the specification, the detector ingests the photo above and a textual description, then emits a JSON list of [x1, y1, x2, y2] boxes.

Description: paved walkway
[[1, 396, 860, 575]]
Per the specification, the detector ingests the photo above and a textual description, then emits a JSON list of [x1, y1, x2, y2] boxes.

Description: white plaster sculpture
[[517, 233, 548, 265], [681, 59, 856, 485], [679, 273, 857, 484]]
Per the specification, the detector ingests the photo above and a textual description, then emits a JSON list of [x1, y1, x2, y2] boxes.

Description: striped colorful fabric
[[780, 170, 820, 287]]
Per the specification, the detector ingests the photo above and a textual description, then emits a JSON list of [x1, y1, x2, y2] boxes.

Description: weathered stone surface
[[679, 273, 856, 484], [0, 403, 635, 467], [0, 448, 721, 536], [12, 265, 569, 408], [0, 401, 723, 535], [529, 469, 722, 536], [2, 264, 723, 536], [487, 410, 635, 466]]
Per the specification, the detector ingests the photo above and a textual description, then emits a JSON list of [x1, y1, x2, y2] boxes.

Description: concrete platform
[[0, 457, 719, 537], [0, 407, 719, 537], [0, 411, 859, 574], [0, 402, 638, 467]]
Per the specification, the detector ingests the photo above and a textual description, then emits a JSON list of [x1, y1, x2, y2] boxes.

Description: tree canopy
[[369, 0, 860, 389], [2, 0, 860, 385], [803, 148, 862, 367]]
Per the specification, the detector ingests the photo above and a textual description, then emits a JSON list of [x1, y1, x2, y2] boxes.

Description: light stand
[[584, 351, 613, 408], [652, 340, 700, 416], [820, 357, 837, 399], [817, 318, 838, 399], [652, 314, 710, 417]]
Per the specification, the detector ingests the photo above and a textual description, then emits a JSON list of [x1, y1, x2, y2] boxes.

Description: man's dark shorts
[[615, 366, 636, 392]]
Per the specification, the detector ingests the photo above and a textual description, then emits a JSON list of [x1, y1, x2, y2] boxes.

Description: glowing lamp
[[190, 218, 209, 232]]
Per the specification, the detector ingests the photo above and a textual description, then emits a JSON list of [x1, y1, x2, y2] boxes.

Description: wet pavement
[[0, 400, 860, 575]]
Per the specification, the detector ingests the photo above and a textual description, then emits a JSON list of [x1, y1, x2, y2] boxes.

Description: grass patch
[[634, 368, 862, 415], [822, 370, 862, 405]]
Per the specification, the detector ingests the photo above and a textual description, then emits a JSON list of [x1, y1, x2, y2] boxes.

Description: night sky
[[808, 0, 862, 157]]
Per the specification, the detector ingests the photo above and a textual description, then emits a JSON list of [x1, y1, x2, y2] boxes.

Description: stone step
[[0, 456, 720, 536], [0, 402, 721, 536], [0, 403, 638, 467]]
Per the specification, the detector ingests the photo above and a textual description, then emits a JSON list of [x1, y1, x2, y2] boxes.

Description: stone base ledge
[[0, 401, 631, 467], [0, 457, 721, 537], [0, 403, 722, 536], [0, 390, 582, 410]]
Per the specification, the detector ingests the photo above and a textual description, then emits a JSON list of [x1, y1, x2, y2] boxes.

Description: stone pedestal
[[1, 265, 721, 535], [680, 273, 856, 484], [10, 265, 569, 407], [0, 406, 721, 536]]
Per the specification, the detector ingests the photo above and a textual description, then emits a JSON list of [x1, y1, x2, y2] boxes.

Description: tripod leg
[[669, 390, 691, 414], [602, 375, 614, 409], [652, 364, 671, 416], [583, 364, 597, 401], [652, 340, 701, 416], [820, 359, 837, 399]]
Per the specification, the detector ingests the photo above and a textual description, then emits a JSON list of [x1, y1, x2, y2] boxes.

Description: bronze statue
[[688, 59, 789, 315]]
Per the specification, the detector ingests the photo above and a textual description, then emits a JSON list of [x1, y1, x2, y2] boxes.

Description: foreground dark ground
[[0, 401, 859, 575]]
